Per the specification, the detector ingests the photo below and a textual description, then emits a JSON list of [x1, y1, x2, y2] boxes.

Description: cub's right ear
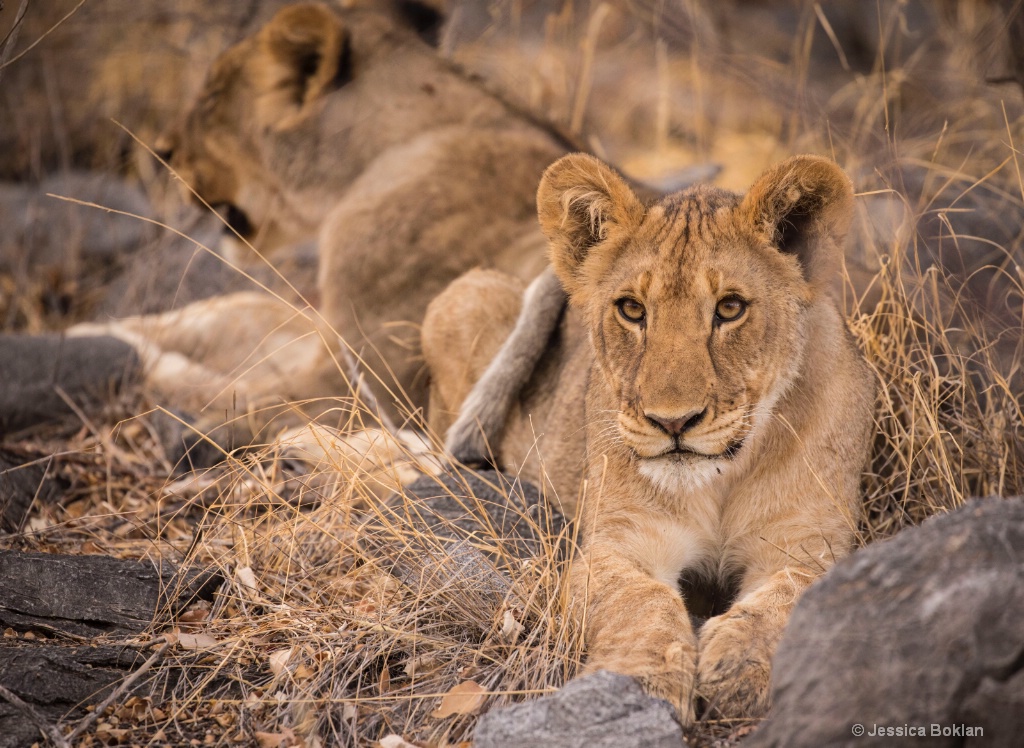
[[537, 154, 645, 301], [257, 3, 350, 128]]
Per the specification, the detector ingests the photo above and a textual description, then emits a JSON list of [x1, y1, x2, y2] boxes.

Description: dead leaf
[[430, 680, 487, 718], [254, 728, 296, 748], [113, 696, 149, 722], [403, 654, 439, 679], [236, 566, 258, 593], [176, 632, 219, 650], [268, 647, 293, 677], [378, 736, 420, 748], [94, 724, 129, 745], [243, 693, 265, 713], [179, 606, 210, 624], [500, 610, 524, 642]]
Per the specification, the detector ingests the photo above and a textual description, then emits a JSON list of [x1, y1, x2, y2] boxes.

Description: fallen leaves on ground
[[430, 680, 488, 718]]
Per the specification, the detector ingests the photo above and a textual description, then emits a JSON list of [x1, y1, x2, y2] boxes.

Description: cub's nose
[[646, 408, 707, 437]]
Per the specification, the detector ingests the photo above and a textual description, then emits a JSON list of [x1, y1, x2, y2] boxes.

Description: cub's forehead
[[612, 186, 765, 294], [630, 187, 753, 261], [640, 186, 744, 256]]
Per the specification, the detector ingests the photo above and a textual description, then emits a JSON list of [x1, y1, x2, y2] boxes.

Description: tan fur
[[70, 293, 345, 438], [155, 2, 564, 434], [423, 153, 876, 722]]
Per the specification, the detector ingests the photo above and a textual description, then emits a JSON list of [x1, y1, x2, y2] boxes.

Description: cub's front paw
[[696, 609, 774, 720], [585, 640, 697, 726]]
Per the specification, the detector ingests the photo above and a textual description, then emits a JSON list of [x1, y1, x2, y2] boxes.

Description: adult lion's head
[[538, 153, 855, 490], [156, 1, 469, 256]]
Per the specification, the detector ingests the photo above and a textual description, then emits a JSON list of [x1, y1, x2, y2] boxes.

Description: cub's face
[[592, 191, 809, 487], [538, 154, 854, 490], [156, 2, 449, 256]]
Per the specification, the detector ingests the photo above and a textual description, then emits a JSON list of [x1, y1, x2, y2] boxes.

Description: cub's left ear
[[741, 155, 854, 288], [257, 4, 350, 126]]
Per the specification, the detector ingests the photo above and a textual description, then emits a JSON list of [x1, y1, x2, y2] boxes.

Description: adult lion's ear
[[538, 153, 646, 300], [257, 4, 351, 126], [741, 155, 854, 289]]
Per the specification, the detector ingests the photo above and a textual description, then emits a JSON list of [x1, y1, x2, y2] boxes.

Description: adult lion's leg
[[572, 543, 699, 726], [421, 269, 525, 441]]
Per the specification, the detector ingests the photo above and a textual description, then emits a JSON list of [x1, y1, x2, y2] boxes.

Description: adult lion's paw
[[696, 609, 775, 720], [585, 640, 697, 726]]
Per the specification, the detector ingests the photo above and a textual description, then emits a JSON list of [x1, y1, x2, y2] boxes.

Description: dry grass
[[5, 402, 583, 747], [853, 234, 1024, 541], [3, 2, 1024, 748]]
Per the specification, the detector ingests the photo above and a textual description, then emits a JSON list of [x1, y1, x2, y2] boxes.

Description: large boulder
[[750, 497, 1024, 747]]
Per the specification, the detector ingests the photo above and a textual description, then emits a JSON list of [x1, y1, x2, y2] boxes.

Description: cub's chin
[[637, 454, 731, 493], [634, 442, 744, 494]]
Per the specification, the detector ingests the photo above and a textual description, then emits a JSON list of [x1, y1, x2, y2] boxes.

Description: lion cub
[[423, 154, 876, 722]]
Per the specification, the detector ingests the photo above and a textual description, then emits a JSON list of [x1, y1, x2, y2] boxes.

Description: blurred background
[[1, 0, 1022, 328]]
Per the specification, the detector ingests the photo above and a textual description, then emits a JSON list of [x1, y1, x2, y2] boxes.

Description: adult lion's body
[[423, 154, 876, 722], [156, 2, 564, 432]]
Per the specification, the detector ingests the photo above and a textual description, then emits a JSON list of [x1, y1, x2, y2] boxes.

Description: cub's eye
[[616, 298, 646, 324], [715, 296, 747, 322]]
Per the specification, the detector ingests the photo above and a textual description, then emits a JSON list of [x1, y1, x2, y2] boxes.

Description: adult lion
[[422, 153, 876, 722], [147, 0, 572, 438]]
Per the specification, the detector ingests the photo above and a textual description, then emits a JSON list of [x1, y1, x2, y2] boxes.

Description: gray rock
[[0, 333, 141, 434], [0, 172, 155, 271], [474, 670, 685, 748], [398, 468, 565, 558], [0, 550, 221, 637], [365, 469, 565, 635], [0, 446, 70, 533], [749, 497, 1024, 748], [0, 643, 155, 748]]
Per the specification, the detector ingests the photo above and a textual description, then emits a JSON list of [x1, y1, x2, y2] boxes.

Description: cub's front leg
[[572, 541, 698, 725], [696, 566, 818, 719]]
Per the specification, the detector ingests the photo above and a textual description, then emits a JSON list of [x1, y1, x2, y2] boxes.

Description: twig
[[0, 683, 71, 748], [62, 640, 171, 744], [569, 2, 611, 136], [0, 0, 87, 72], [0, 0, 29, 86], [338, 340, 396, 435]]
